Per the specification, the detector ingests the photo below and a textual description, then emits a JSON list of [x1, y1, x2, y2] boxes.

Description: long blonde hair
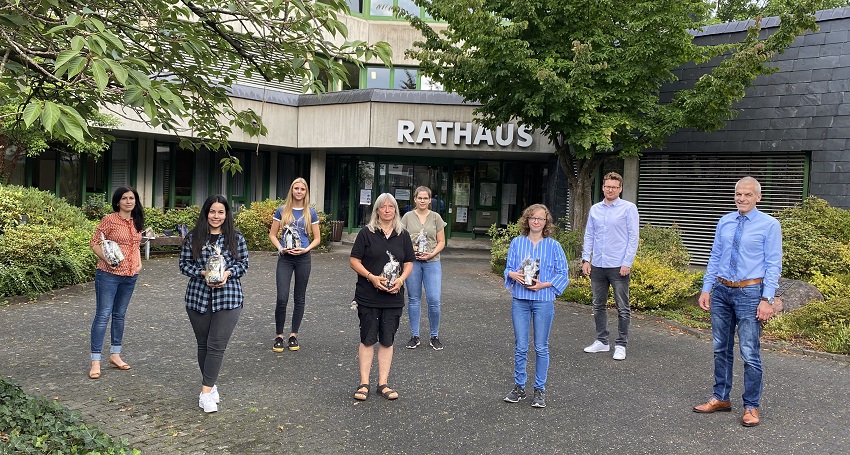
[[280, 177, 313, 239], [367, 193, 404, 235]]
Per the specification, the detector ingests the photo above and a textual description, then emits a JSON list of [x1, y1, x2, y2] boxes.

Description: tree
[[0, 0, 391, 173], [709, 0, 850, 23], [400, 0, 818, 233]]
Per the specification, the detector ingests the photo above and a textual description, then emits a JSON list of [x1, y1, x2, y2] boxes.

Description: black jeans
[[275, 252, 311, 335], [186, 306, 242, 387], [590, 266, 631, 347]]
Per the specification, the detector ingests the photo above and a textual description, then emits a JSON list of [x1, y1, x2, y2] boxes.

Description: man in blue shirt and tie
[[581, 172, 640, 361], [693, 176, 781, 427]]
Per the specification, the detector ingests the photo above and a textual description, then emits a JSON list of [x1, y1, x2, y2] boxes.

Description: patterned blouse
[[179, 232, 249, 313], [89, 212, 142, 277]]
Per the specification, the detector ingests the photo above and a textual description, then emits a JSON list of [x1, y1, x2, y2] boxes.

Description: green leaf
[[105, 60, 129, 85], [45, 23, 75, 34], [41, 101, 61, 132], [58, 114, 85, 142], [70, 36, 85, 52], [67, 56, 87, 79], [54, 50, 78, 70], [66, 13, 81, 27], [21, 102, 42, 127], [92, 60, 109, 93]]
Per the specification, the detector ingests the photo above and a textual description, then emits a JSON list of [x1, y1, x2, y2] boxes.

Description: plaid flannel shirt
[[179, 233, 249, 313]]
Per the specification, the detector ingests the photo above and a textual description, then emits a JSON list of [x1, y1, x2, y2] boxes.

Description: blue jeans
[[90, 269, 138, 361], [407, 260, 442, 338], [511, 298, 555, 391], [591, 266, 631, 347], [710, 282, 763, 408], [275, 252, 311, 335]]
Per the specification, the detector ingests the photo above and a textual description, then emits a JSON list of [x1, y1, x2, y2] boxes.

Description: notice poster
[[456, 206, 468, 223], [454, 183, 470, 206], [359, 189, 372, 205], [395, 189, 411, 201]]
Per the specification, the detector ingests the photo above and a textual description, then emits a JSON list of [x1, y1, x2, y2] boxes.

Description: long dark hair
[[111, 186, 144, 233], [189, 195, 240, 259]]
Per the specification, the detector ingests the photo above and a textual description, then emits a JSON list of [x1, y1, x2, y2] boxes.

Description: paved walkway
[[1, 248, 849, 454]]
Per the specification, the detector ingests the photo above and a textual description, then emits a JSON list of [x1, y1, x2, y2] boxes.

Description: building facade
[[4, 7, 850, 260]]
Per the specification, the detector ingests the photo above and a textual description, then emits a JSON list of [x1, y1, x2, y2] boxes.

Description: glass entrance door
[[451, 165, 473, 234]]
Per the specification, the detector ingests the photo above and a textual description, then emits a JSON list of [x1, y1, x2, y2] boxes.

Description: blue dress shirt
[[701, 208, 782, 298], [581, 198, 640, 268]]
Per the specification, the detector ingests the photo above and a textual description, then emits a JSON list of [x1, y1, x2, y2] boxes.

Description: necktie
[[730, 215, 746, 280]]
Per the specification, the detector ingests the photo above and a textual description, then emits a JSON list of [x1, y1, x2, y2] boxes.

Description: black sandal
[[377, 384, 398, 400], [354, 384, 369, 401]]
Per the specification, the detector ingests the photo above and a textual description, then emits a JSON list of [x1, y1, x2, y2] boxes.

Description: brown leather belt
[[717, 277, 763, 288]]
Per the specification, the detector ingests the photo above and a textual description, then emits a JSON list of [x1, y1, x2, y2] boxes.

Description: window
[[394, 68, 418, 89], [366, 67, 391, 88], [365, 66, 419, 89]]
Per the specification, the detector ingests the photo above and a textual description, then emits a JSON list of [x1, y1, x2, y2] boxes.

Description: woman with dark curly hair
[[502, 204, 569, 409], [88, 187, 144, 380]]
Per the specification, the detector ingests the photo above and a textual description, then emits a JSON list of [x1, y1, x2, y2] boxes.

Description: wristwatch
[[760, 297, 775, 305]]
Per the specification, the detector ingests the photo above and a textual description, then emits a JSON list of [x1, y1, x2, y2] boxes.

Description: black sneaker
[[405, 336, 420, 349], [272, 337, 285, 353], [429, 336, 443, 351], [288, 336, 300, 351], [531, 388, 546, 408], [504, 385, 526, 403]]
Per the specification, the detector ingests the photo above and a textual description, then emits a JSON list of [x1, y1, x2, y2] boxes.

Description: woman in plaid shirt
[[179, 195, 249, 413]]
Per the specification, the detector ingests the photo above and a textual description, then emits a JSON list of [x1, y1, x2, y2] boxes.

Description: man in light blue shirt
[[581, 172, 640, 361], [693, 176, 781, 428]]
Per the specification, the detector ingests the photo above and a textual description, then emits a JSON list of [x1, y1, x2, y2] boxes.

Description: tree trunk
[[554, 140, 605, 235]]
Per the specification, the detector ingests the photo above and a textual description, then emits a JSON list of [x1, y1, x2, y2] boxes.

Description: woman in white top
[[268, 178, 321, 353], [401, 186, 448, 350]]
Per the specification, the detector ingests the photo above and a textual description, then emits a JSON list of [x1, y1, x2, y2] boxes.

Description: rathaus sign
[[397, 120, 533, 148]]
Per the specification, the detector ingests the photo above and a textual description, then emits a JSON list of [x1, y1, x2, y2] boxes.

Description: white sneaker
[[583, 340, 610, 353], [211, 385, 220, 403], [199, 392, 218, 413], [613, 346, 626, 361]]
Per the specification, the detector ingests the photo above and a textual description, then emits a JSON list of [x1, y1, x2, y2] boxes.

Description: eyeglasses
[[603, 186, 621, 190], [528, 217, 547, 223], [416, 197, 431, 201]]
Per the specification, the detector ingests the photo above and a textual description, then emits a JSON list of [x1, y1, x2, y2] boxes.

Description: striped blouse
[[89, 212, 142, 277], [503, 236, 570, 301]]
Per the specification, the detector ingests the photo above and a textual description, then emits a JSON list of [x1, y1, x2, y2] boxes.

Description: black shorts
[[357, 306, 403, 347]]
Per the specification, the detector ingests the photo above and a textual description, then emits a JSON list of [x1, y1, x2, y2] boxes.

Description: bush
[[143, 205, 201, 234], [765, 296, 850, 354], [488, 222, 521, 274], [808, 271, 850, 301], [83, 193, 112, 221], [560, 274, 592, 305], [629, 257, 703, 311], [0, 377, 139, 454], [0, 185, 97, 297], [773, 197, 850, 280], [774, 196, 850, 244], [638, 223, 691, 269]]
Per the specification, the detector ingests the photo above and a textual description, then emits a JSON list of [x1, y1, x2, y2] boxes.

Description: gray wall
[[660, 8, 850, 209]]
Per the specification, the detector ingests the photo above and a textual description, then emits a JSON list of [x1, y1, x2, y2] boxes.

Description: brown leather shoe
[[693, 397, 732, 413], [741, 408, 760, 427]]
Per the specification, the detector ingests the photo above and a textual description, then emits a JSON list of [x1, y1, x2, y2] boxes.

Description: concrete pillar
[[136, 138, 154, 208], [622, 156, 639, 203], [310, 149, 327, 212]]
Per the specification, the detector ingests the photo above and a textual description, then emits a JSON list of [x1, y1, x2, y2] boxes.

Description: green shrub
[[765, 296, 850, 354], [488, 222, 521, 274], [773, 197, 850, 280], [808, 271, 850, 301], [774, 196, 850, 244], [629, 257, 703, 311], [83, 193, 112, 221], [638, 223, 691, 269], [779, 217, 850, 280], [0, 185, 97, 297], [142, 205, 201, 234], [560, 274, 593, 305], [0, 377, 140, 454]]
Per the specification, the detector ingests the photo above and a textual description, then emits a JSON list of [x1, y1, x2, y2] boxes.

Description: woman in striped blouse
[[88, 187, 144, 380], [502, 204, 570, 409]]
